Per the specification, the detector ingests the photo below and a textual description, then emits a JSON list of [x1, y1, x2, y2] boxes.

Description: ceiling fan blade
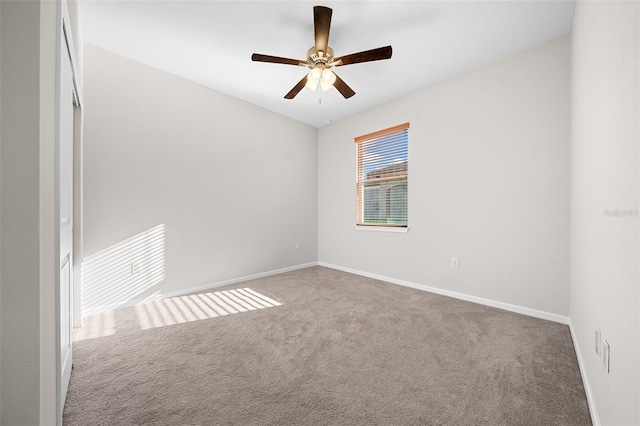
[[252, 53, 306, 66], [334, 46, 393, 66], [314, 6, 332, 57], [284, 75, 308, 99], [332, 72, 355, 99]]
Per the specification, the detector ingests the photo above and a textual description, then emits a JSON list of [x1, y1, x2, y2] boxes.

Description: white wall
[[1, 3, 43, 423], [0, 0, 58, 424], [82, 45, 318, 315], [570, 1, 639, 425], [319, 36, 571, 317]]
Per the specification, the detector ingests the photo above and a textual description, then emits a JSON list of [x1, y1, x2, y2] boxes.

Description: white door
[[58, 42, 75, 417]]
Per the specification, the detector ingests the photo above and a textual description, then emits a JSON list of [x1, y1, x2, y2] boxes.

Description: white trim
[[159, 262, 318, 300], [568, 321, 601, 426], [317, 261, 570, 325], [355, 225, 409, 233], [82, 262, 318, 316], [60, 3, 82, 107]]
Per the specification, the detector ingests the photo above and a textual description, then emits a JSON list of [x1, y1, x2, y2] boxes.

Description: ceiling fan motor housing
[[307, 46, 335, 69]]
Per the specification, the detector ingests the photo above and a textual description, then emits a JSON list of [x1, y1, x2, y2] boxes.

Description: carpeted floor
[[63, 266, 591, 425]]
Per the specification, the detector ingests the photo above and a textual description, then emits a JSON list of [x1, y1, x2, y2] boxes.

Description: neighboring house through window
[[355, 123, 409, 228]]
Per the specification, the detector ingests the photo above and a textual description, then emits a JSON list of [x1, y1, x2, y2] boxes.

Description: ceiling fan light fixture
[[320, 68, 336, 92], [306, 67, 321, 91]]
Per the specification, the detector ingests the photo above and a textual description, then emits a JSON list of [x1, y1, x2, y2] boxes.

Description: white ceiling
[[79, 1, 575, 128]]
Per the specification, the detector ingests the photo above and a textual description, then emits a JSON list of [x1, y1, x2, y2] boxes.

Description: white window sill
[[355, 226, 409, 233]]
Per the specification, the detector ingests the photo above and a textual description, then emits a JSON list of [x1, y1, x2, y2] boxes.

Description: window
[[355, 123, 409, 228]]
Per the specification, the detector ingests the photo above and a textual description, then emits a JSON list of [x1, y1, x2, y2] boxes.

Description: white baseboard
[[568, 321, 601, 426], [163, 261, 319, 299], [85, 260, 569, 325], [82, 261, 318, 317], [317, 261, 570, 325]]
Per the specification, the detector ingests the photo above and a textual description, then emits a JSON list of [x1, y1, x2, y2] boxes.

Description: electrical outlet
[[602, 340, 610, 373], [131, 262, 141, 274], [451, 258, 460, 269], [595, 328, 601, 356]]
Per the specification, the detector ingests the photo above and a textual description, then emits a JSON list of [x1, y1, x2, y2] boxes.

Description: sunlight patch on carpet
[[134, 288, 282, 330], [73, 309, 117, 341], [74, 288, 282, 341]]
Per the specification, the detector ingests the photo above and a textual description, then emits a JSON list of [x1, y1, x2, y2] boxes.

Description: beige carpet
[[63, 266, 591, 425]]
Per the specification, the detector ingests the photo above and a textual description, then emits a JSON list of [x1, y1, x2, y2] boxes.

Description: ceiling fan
[[251, 5, 392, 100]]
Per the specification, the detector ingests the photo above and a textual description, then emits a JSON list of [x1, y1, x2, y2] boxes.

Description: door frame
[[55, 1, 83, 424]]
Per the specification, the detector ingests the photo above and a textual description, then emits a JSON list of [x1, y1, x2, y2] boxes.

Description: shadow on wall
[[82, 224, 166, 316], [74, 288, 282, 341]]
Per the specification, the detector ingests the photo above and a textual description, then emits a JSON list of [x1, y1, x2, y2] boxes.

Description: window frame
[[355, 122, 409, 230]]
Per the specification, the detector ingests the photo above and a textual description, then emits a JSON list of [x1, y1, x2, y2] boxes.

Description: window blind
[[355, 123, 409, 227]]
